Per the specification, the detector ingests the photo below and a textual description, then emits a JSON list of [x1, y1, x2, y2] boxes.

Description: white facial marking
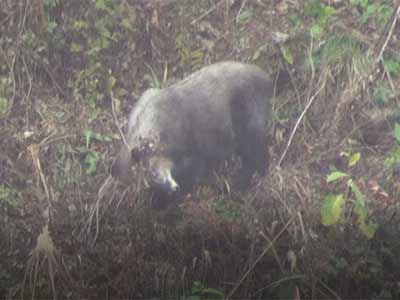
[[148, 156, 179, 192], [165, 169, 179, 192]]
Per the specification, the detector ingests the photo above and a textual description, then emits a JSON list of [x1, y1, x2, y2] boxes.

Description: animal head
[[146, 156, 179, 193], [112, 144, 179, 193]]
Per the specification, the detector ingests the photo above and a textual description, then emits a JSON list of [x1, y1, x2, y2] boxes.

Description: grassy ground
[[1, 0, 400, 299]]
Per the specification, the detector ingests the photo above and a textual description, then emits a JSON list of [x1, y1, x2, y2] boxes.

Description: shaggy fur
[[112, 61, 273, 192]]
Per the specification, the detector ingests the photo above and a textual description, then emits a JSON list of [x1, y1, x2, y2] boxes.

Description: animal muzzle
[[164, 174, 180, 193]]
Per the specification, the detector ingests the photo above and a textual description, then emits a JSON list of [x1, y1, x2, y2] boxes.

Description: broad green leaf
[[349, 181, 365, 203], [350, 181, 368, 220], [321, 194, 345, 225], [354, 200, 368, 221], [394, 123, 400, 143], [310, 24, 322, 38], [327, 171, 348, 183], [359, 220, 378, 239], [348, 152, 361, 167]]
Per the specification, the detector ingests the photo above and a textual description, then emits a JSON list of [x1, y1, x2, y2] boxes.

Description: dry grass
[[1, 0, 400, 299]]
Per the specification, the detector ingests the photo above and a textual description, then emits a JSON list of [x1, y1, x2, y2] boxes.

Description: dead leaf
[[151, 9, 159, 26]]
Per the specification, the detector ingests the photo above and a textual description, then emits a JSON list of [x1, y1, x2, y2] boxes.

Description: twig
[[28, 145, 51, 205], [236, 0, 248, 24], [21, 54, 32, 106], [190, 0, 225, 25], [110, 90, 131, 151], [258, 231, 284, 273], [40, 135, 74, 148], [375, 3, 400, 63], [18, 0, 29, 38], [327, 3, 400, 145], [276, 43, 302, 106], [226, 215, 296, 300], [318, 278, 343, 300], [255, 274, 305, 295], [278, 74, 327, 167]]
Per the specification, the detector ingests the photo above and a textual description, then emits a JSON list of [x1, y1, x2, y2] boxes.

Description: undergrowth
[[1, 0, 400, 299]]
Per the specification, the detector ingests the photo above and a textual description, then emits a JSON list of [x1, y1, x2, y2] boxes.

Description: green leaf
[[348, 152, 361, 167], [394, 123, 400, 143], [304, 1, 325, 17], [73, 20, 89, 30], [350, 0, 369, 8], [350, 180, 364, 202], [320, 6, 336, 24], [350, 181, 368, 220], [70, 43, 83, 53], [108, 75, 116, 91], [310, 24, 322, 38], [0, 185, 12, 200], [85, 151, 101, 174], [327, 171, 348, 183], [321, 194, 345, 225], [0, 97, 10, 117], [95, 0, 113, 12], [359, 220, 378, 239], [237, 9, 253, 24], [373, 81, 395, 104], [383, 58, 400, 76], [84, 129, 94, 148], [384, 147, 400, 168], [281, 46, 294, 65], [0, 185, 18, 207]]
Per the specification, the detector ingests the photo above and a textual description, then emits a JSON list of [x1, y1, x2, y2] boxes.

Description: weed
[[313, 33, 371, 82], [373, 80, 397, 105], [212, 198, 241, 221], [321, 152, 378, 239], [350, 0, 393, 27], [0, 185, 18, 208], [384, 123, 400, 170], [304, 0, 336, 38], [59, 0, 134, 108], [175, 32, 205, 71], [383, 56, 400, 77], [237, 8, 254, 24]]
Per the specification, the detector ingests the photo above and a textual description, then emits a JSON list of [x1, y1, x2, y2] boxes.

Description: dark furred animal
[[112, 61, 273, 193]]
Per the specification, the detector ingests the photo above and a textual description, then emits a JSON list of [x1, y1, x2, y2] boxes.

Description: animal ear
[[111, 145, 132, 183], [131, 148, 141, 163]]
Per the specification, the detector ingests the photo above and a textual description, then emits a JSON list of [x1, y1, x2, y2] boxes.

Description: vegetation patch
[[1, 0, 400, 299]]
